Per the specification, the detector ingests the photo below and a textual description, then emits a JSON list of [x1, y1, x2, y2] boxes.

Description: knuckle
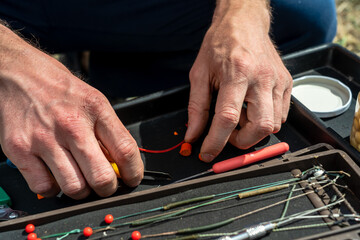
[[230, 55, 247, 69], [88, 168, 115, 190], [216, 107, 240, 126], [257, 65, 275, 79], [83, 89, 109, 115], [228, 51, 252, 73], [126, 173, 144, 187], [56, 113, 84, 141], [31, 181, 56, 195], [278, 72, 292, 88], [256, 119, 274, 136], [279, 70, 290, 81], [62, 180, 87, 197], [284, 86, 293, 98], [188, 100, 208, 116], [113, 139, 139, 162], [3, 135, 30, 156], [189, 66, 202, 82], [272, 87, 284, 100], [273, 123, 281, 133], [32, 128, 52, 145], [284, 69, 293, 81]]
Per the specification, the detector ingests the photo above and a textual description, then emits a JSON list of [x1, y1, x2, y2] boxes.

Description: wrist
[[0, 25, 44, 98], [212, 0, 271, 34], [0, 24, 30, 67]]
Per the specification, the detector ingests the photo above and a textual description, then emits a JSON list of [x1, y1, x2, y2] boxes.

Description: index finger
[[95, 108, 144, 187], [184, 65, 212, 144], [199, 81, 246, 162]]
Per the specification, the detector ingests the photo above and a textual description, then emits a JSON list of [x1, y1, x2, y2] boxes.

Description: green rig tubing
[[113, 177, 298, 222], [37, 167, 347, 240], [136, 181, 337, 239], [38, 177, 299, 239]]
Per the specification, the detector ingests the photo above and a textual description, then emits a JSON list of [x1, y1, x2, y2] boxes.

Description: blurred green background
[[335, 0, 360, 55]]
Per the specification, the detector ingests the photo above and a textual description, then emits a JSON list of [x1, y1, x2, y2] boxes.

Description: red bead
[[131, 231, 141, 240], [27, 233, 37, 240], [83, 227, 93, 237], [25, 224, 35, 233], [104, 214, 114, 224]]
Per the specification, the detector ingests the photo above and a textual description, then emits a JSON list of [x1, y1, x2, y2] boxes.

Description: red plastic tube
[[212, 142, 289, 173]]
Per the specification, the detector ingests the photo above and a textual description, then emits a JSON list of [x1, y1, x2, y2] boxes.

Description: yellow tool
[[99, 141, 171, 181]]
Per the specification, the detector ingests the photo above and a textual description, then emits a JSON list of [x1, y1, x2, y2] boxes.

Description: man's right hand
[[0, 24, 144, 199]]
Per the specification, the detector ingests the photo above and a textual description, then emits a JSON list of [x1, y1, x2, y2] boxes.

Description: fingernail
[[199, 153, 215, 162]]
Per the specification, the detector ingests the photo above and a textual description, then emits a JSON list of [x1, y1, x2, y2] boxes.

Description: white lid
[[292, 75, 352, 118]]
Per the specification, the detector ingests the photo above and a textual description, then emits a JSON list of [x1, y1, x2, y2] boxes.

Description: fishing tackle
[[32, 167, 353, 240]]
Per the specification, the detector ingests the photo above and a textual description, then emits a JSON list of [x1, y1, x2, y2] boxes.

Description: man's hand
[[185, 0, 293, 162], [0, 25, 144, 199]]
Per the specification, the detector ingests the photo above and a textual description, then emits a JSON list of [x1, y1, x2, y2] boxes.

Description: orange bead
[[25, 224, 35, 233], [104, 214, 114, 224], [37, 194, 44, 199], [27, 233, 37, 240], [131, 231, 141, 240], [179, 142, 192, 156], [83, 227, 93, 237]]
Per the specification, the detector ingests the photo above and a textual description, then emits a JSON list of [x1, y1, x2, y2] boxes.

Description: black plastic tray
[[283, 43, 360, 164], [2, 147, 360, 240], [1, 43, 360, 239]]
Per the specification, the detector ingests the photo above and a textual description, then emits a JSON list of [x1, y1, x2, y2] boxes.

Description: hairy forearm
[[0, 23, 67, 103], [0, 23, 28, 70], [0, 23, 37, 97], [0, 21, 43, 68], [0, 24, 24, 93], [0, 21, 24, 47], [0, 18, 9, 27]]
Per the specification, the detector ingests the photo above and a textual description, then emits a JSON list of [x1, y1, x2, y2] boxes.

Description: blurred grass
[[335, 0, 360, 55]]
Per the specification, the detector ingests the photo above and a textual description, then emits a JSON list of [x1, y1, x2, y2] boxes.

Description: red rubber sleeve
[[212, 142, 289, 174]]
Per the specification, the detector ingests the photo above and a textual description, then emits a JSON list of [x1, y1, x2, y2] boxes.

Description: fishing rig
[[23, 164, 360, 240]]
